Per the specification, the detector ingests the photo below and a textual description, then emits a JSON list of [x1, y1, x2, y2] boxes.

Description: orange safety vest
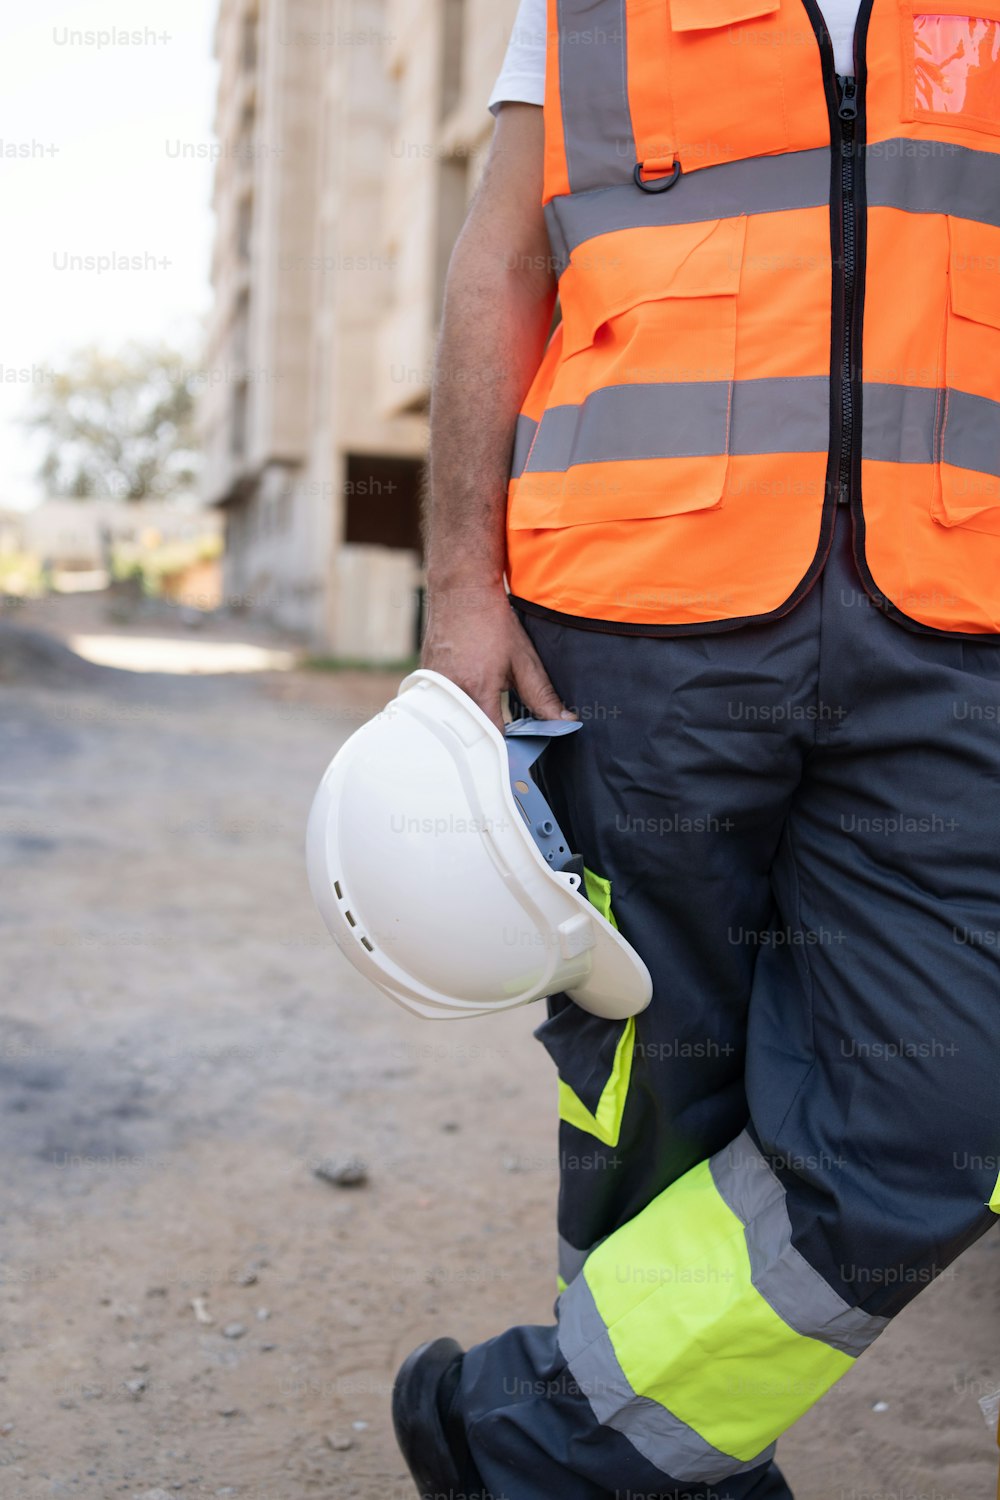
[[505, 0, 1000, 636]]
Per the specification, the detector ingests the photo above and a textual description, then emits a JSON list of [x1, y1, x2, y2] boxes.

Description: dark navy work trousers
[[449, 507, 1000, 1500]]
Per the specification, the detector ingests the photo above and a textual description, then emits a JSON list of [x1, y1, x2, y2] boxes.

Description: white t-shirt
[[488, 0, 861, 114]]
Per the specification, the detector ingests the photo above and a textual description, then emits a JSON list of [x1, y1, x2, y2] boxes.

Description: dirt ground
[[1, 594, 997, 1500]]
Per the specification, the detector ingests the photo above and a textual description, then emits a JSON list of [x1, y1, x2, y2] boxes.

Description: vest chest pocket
[[666, 0, 821, 167], [932, 215, 1000, 534], [900, 0, 1000, 137], [509, 216, 747, 532]]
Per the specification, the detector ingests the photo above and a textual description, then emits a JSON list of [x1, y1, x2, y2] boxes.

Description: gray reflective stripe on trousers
[[709, 1132, 888, 1360], [557, 0, 635, 194], [866, 139, 1000, 231], [545, 148, 830, 272], [511, 381, 1000, 480], [557, 1271, 778, 1483], [558, 1234, 590, 1288]]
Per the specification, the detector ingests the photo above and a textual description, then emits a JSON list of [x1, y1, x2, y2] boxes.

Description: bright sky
[[0, 0, 218, 509]]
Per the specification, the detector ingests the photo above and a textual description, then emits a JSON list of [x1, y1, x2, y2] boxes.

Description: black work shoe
[[392, 1336, 482, 1499]]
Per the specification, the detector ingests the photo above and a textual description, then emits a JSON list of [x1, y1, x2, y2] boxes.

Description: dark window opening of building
[[343, 455, 425, 554]]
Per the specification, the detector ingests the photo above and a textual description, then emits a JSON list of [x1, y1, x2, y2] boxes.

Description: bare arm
[[421, 103, 574, 731]]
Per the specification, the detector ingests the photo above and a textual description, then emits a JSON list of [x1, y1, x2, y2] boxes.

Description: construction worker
[[393, 2, 1000, 1496]]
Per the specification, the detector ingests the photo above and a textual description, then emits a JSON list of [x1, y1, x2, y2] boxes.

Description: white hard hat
[[306, 668, 652, 1021]]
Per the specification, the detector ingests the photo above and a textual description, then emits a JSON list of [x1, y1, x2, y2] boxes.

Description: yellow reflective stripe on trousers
[[557, 1017, 635, 1148], [990, 1170, 1000, 1213], [557, 868, 630, 1147], [578, 1157, 854, 1465], [583, 866, 618, 929]]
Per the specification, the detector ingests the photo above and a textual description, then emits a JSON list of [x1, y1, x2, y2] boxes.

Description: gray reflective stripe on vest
[[558, 1234, 590, 1288], [557, 1271, 778, 1483], [545, 148, 831, 273], [866, 139, 1000, 231], [864, 384, 1000, 476], [731, 376, 829, 456], [942, 389, 1000, 479], [521, 378, 829, 473], [557, 0, 635, 194], [524, 382, 732, 471], [709, 1133, 888, 1361], [515, 380, 1000, 480], [862, 383, 941, 466], [511, 414, 539, 479], [547, 139, 1000, 281]]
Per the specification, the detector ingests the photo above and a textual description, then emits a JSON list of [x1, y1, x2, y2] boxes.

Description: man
[[393, 2, 1000, 1496]]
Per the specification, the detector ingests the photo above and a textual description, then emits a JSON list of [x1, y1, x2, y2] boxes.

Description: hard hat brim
[[398, 671, 652, 1021]]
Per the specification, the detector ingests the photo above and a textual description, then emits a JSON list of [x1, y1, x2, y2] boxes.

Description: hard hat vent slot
[[345, 909, 357, 927], [334, 880, 343, 899], [360, 936, 374, 952]]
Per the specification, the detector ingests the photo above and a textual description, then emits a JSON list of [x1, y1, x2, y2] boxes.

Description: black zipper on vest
[[836, 74, 858, 506]]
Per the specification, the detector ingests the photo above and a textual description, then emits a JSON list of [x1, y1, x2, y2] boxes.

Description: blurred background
[[3, 0, 494, 660], [1, 3, 998, 1498]]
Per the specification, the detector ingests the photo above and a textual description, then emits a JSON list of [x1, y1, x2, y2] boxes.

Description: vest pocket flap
[[671, 0, 779, 29], [560, 216, 747, 360], [949, 216, 1000, 329], [512, 221, 744, 529], [508, 448, 729, 529]]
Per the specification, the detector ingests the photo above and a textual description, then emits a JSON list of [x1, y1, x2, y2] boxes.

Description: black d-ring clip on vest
[[633, 159, 682, 193]]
